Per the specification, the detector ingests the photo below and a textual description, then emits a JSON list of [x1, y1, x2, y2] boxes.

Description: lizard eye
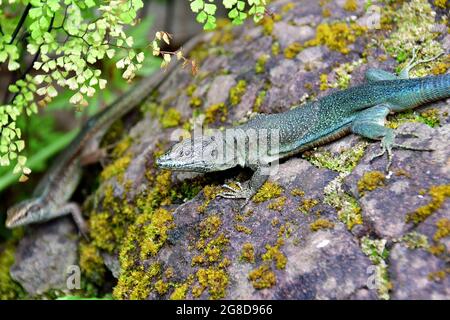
[[28, 204, 41, 213]]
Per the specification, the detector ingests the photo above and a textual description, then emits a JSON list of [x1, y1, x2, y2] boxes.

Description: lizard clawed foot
[[79, 226, 90, 240], [368, 142, 387, 163], [75, 217, 90, 240], [399, 47, 444, 78], [369, 139, 434, 172], [221, 182, 244, 193], [218, 182, 253, 209], [396, 132, 420, 139], [392, 143, 434, 152]]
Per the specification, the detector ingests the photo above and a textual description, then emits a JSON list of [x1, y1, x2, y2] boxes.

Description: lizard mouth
[[156, 156, 193, 170], [155, 155, 173, 169], [5, 199, 40, 229], [5, 212, 19, 228], [156, 154, 209, 172]]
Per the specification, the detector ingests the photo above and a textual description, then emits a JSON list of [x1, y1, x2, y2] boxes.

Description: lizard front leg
[[351, 104, 433, 172], [218, 166, 268, 207], [49, 203, 89, 239]]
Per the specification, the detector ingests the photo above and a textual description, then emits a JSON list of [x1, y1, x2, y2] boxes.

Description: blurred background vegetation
[[0, 0, 213, 242]]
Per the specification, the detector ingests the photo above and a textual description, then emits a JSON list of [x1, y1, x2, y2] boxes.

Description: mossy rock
[[10, 0, 450, 299]]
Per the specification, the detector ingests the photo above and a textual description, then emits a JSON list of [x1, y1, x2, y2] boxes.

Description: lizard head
[[5, 198, 44, 229], [156, 133, 237, 173]]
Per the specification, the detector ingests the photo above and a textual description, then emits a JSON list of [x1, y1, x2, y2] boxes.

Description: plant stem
[[9, 3, 32, 44]]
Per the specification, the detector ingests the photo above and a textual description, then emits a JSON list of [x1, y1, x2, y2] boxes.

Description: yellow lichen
[[197, 185, 222, 213], [140, 208, 175, 259], [100, 155, 131, 182], [229, 80, 247, 106], [204, 246, 222, 263], [186, 84, 197, 97], [248, 264, 276, 289], [343, 0, 358, 12], [0, 243, 25, 300], [431, 61, 449, 75], [145, 170, 174, 207], [161, 108, 181, 128], [193, 214, 229, 265], [192, 255, 206, 266], [322, 7, 331, 17], [298, 198, 319, 214], [169, 283, 189, 300], [434, 0, 448, 9], [284, 42, 302, 59], [259, 16, 274, 36], [428, 270, 449, 282], [406, 185, 450, 224], [234, 224, 253, 235], [252, 181, 283, 203], [267, 196, 287, 211], [253, 90, 266, 112], [164, 267, 174, 279], [428, 243, 446, 256], [97, 145, 204, 298], [89, 212, 117, 253], [196, 267, 229, 300], [310, 218, 335, 232], [211, 29, 234, 46], [79, 242, 105, 285], [204, 103, 227, 124], [240, 243, 255, 263], [433, 218, 450, 242], [271, 218, 280, 227], [262, 239, 287, 270], [357, 171, 386, 195], [305, 22, 366, 54], [189, 96, 203, 108], [113, 265, 158, 300], [200, 215, 222, 239], [154, 280, 169, 295], [319, 73, 329, 91], [202, 234, 229, 263], [281, 2, 295, 12], [111, 136, 133, 159], [271, 42, 280, 55], [291, 188, 305, 197], [255, 54, 269, 74]]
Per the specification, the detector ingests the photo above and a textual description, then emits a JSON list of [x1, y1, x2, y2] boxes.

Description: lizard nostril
[[5, 215, 14, 228]]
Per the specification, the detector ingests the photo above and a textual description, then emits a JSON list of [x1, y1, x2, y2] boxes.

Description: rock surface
[[10, 0, 450, 299], [10, 218, 78, 296]]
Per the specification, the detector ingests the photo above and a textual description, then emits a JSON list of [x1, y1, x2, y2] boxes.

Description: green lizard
[[5, 36, 204, 235], [157, 51, 449, 204]]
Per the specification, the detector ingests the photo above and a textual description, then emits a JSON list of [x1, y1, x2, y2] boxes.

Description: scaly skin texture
[[157, 53, 450, 204], [5, 35, 205, 234]]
